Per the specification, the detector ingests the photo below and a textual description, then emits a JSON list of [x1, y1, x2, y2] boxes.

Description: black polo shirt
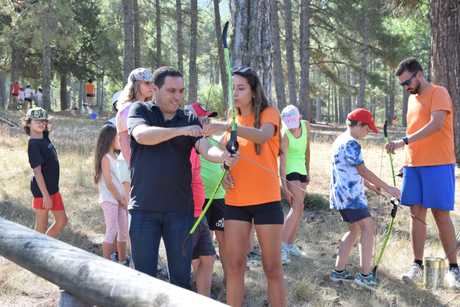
[[127, 102, 201, 214]]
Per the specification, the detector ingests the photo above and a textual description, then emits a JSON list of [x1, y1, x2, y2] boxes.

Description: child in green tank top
[[280, 105, 311, 264]]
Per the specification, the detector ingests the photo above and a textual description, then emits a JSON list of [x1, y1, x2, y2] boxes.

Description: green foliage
[[198, 84, 225, 116]]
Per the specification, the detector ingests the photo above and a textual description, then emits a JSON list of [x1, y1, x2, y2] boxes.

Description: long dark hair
[[232, 66, 270, 154], [94, 125, 117, 184]]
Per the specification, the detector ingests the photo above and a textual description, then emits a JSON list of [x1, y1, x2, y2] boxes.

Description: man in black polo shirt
[[127, 67, 235, 289]]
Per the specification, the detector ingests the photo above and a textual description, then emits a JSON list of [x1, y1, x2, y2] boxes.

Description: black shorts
[[204, 198, 225, 231], [192, 218, 216, 260], [286, 172, 307, 183], [224, 201, 284, 225], [339, 208, 371, 223], [24, 97, 32, 102]]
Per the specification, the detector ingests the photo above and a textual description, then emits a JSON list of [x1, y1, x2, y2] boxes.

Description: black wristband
[[402, 136, 409, 145]]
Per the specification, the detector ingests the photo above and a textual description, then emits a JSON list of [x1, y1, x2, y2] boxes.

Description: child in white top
[[94, 125, 129, 264]]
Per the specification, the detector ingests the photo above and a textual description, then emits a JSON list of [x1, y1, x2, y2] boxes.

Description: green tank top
[[284, 120, 308, 175], [200, 138, 226, 199]]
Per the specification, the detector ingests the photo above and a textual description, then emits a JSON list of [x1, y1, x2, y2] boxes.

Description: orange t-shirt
[[85, 83, 95, 96], [225, 106, 281, 206], [405, 84, 455, 166]]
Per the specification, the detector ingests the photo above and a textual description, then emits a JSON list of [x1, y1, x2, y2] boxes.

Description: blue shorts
[[401, 164, 455, 211], [339, 207, 371, 223]]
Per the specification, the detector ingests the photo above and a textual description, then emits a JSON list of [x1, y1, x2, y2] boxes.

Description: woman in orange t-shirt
[[206, 66, 286, 307]]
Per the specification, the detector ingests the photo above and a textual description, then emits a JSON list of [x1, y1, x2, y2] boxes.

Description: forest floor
[[0, 110, 459, 307]]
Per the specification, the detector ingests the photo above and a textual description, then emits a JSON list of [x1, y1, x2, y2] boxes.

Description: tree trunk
[[212, 0, 228, 107], [230, 0, 248, 67], [270, 0, 286, 109], [388, 72, 395, 125], [41, 9, 52, 111], [97, 75, 104, 113], [8, 44, 23, 110], [155, 0, 161, 68], [59, 73, 69, 111], [402, 89, 409, 127], [0, 71, 6, 110], [356, 7, 369, 108], [284, 0, 297, 105], [231, 0, 272, 99], [430, 0, 460, 162], [316, 97, 321, 123], [176, 0, 184, 72], [345, 67, 352, 116], [188, 0, 198, 103], [79, 80, 84, 112], [122, 0, 135, 81], [299, 0, 311, 119], [133, 0, 141, 67], [334, 85, 338, 123]]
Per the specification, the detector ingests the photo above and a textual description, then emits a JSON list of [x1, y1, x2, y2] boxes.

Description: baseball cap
[[26, 107, 48, 120], [127, 68, 154, 84], [187, 102, 217, 118], [281, 105, 301, 129], [347, 108, 378, 133]]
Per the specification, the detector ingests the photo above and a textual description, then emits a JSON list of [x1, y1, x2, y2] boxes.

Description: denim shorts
[[401, 164, 455, 211]]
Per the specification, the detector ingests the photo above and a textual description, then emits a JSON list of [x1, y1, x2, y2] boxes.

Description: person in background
[[85, 79, 96, 113], [10, 80, 20, 110], [329, 108, 400, 289], [386, 57, 460, 288], [34, 87, 43, 108], [116, 68, 155, 164], [22, 107, 68, 237], [94, 125, 130, 266], [279, 104, 311, 265], [24, 84, 34, 109]]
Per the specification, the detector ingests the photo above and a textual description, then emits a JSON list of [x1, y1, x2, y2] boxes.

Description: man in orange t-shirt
[[85, 79, 96, 107], [386, 57, 459, 288]]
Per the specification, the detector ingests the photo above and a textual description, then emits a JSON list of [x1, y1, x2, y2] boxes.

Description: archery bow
[[372, 120, 398, 276], [188, 21, 238, 235]]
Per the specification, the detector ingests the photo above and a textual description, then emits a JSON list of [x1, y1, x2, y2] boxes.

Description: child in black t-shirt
[[23, 107, 68, 237]]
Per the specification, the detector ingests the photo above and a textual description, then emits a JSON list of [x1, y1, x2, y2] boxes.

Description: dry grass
[[0, 111, 459, 306]]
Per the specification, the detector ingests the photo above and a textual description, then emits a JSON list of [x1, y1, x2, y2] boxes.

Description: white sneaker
[[281, 245, 290, 265], [445, 267, 460, 288], [401, 263, 423, 284], [288, 244, 305, 257]]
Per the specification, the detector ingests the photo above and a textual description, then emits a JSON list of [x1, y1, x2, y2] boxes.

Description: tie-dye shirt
[[329, 131, 367, 210]]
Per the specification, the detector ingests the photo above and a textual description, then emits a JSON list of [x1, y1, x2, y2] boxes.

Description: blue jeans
[[129, 210, 193, 289]]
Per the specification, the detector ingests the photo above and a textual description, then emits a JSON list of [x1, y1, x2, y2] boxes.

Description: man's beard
[[408, 81, 421, 95]]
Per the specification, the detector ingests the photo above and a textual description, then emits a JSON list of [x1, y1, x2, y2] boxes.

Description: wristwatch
[[402, 136, 409, 145]]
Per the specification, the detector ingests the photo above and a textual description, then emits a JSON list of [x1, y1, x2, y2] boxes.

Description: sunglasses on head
[[399, 72, 417, 87], [232, 66, 254, 74]]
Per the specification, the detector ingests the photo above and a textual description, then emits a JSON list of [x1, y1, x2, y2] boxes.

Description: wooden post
[[0, 217, 228, 307]]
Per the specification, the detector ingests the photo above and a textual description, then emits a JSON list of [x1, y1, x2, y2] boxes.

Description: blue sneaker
[[354, 272, 378, 289], [110, 251, 119, 262], [330, 270, 354, 282]]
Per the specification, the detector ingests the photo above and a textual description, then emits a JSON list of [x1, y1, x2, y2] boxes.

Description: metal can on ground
[[423, 257, 445, 290]]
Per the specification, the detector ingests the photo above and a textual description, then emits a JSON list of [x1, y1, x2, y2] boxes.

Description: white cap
[[111, 90, 122, 105], [281, 105, 301, 129]]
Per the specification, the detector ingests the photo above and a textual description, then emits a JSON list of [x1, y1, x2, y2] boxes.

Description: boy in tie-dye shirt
[[329, 108, 400, 289]]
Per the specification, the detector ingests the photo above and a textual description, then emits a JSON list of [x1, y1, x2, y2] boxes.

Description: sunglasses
[[129, 69, 154, 83], [232, 66, 255, 74], [399, 72, 417, 87]]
